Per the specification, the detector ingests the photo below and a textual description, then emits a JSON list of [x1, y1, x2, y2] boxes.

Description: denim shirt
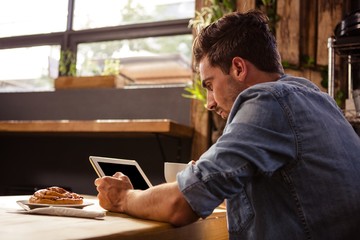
[[177, 75, 360, 240]]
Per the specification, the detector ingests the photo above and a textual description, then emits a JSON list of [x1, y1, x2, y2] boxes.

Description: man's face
[[199, 57, 244, 119]]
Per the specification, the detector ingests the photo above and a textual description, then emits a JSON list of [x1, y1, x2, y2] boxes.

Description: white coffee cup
[[164, 162, 188, 183]]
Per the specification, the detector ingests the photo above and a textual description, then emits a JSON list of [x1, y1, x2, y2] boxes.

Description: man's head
[[193, 10, 284, 119], [193, 10, 284, 75]]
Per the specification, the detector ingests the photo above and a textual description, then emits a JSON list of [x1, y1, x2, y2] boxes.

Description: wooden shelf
[[0, 119, 193, 138]]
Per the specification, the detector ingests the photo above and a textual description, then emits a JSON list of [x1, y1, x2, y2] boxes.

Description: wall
[[0, 87, 191, 125]]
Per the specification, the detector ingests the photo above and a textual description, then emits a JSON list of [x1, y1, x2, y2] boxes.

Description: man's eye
[[204, 83, 212, 91]]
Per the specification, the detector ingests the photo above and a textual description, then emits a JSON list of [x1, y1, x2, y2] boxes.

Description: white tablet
[[89, 156, 153, 190]]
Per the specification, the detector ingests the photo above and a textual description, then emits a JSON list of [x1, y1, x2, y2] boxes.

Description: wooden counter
[[0, 119, 194, 138], [347, 116, 360, 126], [0, 119, 194, 194], [346, 116, 360, 136], [0, 195, 228, 240]]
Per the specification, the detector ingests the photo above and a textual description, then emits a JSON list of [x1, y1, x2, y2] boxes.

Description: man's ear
[[231, 57, 247, 81]]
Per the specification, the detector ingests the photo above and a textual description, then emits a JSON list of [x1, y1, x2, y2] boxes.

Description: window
[[76, 35, 193, 86], [73, 0, 194, 30], [0, 46, 60, 92], [0, 0, 195, 92], [0, 0, 68, 38]]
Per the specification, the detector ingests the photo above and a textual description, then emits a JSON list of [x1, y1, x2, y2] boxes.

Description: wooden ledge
[[0, 119, 194, 138]]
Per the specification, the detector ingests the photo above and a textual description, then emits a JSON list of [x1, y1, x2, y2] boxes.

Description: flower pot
[[55, 75, 125, 90]]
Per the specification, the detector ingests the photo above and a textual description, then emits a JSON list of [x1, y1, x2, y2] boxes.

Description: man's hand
[[94, 172, 199, 226], [94, 172, 133, 212]]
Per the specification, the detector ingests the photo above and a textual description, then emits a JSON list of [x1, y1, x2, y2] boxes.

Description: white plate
[[16, 200, 94, 210]]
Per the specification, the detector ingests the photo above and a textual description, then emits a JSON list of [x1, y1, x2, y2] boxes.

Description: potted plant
[[55, 50, 125, 90]]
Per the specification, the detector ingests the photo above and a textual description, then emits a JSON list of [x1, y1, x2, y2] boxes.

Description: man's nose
[[206, 92, 216, 111]]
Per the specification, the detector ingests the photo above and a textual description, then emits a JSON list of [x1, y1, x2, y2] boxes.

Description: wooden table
[[0, 195, 228, 240], [0, 119, 194, 138]]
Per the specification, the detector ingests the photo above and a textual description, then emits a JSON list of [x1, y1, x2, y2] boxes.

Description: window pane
[[73, 0, 195, 30], [0, 46, 60, 92], [76, 35, 193, 86], [0, 0, 67, 38]]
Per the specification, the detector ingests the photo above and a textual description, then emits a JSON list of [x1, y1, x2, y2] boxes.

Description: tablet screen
[[89, 156, 152, 190], [98, 162, 149, 190]]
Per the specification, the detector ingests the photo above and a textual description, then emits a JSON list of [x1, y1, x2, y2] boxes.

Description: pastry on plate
[[29, 186, 83, 205]]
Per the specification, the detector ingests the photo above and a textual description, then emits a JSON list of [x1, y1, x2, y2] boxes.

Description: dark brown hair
[[193, 9, 284, 75]]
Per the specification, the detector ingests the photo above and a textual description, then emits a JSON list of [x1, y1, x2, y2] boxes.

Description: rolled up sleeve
[[177, 163, 223, 218]]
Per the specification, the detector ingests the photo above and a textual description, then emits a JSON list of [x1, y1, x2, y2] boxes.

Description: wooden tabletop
[[0, 119, 194, 138], [0, 195, 228, 240]]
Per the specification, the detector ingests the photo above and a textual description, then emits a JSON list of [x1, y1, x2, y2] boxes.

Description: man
[[95, 10, 360, 239]]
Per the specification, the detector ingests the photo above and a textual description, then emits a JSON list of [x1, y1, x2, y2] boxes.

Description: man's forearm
[[124, 182, 199, 226]]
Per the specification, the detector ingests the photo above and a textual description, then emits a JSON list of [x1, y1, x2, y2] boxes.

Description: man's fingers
[[94, 177, 102, 186], [113, 172, 124, 178]]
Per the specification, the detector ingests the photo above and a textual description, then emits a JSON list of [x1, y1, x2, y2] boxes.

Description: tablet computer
[[89, 156, 153, 190]]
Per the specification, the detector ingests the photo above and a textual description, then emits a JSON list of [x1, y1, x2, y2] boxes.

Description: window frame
[[0, 0, 193, 74]]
